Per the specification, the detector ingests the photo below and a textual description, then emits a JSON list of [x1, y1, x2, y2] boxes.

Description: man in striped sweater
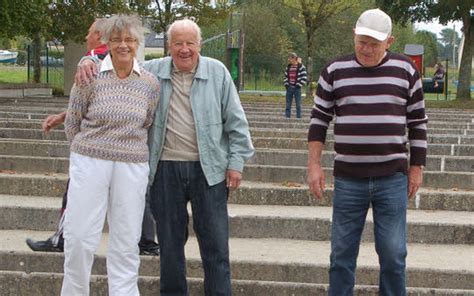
[[307, 9, 427, 296], [284, 52, 307, 118]]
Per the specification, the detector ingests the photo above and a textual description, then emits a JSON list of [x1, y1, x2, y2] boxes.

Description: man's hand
[[226, 169, 242, 191], [74, 59, 98, 85], [408, 165, 424, 199], [42, 112, 66, 132], [307, 163, 325, 200], [307, 141, 325, 200]]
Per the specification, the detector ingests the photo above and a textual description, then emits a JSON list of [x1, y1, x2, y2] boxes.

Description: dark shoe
[[26, 238, 63, 252], [139, 242, 160, 256]]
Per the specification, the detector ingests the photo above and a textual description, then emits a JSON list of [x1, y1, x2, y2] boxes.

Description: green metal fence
[[27, 44, 64, 92]]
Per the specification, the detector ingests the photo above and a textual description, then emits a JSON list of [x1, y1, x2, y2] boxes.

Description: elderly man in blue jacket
[[77, 18, 254, 296]]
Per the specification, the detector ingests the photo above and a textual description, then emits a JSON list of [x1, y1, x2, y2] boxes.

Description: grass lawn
[[0, 65, 28, 83]]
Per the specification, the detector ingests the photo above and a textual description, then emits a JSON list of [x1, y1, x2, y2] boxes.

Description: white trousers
[[61, 152, 149, 296]]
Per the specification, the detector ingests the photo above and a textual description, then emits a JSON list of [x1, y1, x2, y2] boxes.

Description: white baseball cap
[[355, 8, 392, 41]]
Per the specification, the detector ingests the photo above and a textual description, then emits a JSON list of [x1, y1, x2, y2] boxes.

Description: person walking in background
[[61, 15, 159, 295], [307, 8, 427, 296], [284, 52, 307, 118], [25, 17, 160, 257]]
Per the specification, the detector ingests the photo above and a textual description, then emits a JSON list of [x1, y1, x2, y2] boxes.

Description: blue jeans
[[285, 85, 302, 118], [149, 161, 231, 296], [329, 173, 408, 296]]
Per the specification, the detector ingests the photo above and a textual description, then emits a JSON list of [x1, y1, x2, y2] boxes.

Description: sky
[[414, 20, 463, 38]]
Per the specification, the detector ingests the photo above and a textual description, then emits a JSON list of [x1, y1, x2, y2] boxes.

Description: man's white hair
[[166, 19, 202, 44]]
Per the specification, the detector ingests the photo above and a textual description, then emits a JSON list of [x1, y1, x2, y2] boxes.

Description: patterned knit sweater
[[65, 65, 159, 163], [308, 51, 428, 178]]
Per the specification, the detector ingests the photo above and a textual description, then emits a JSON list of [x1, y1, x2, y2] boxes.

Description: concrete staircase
[[0, 97, 473, 295]]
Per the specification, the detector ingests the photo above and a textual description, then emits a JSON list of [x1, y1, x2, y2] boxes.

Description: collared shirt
[[87, 44, 108, 59], [160, 63, 199, 161], [99, 54, 141, 76], [143, 56, 255, 186]]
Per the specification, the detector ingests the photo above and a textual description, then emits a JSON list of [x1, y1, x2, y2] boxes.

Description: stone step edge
[[0, 174, 473, 194], [1, 270, 472, 296], [2, 194, 473, 226]]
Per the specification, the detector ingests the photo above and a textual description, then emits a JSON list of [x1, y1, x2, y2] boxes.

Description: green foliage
[[0, 37, 11, 49], [145, 53, 163, 60], [415, 30, 438, 67], [240, 1, 291, 74], [437, 28, 461, 62], [16, 50, 27, 65], [282, 0, 359, 91], [49, 1, 133, 44]]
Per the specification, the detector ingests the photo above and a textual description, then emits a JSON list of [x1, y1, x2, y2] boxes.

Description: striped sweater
[[284, 63, 308, 88], [308, 51, 428, 178], [65, 64, 159, 163]]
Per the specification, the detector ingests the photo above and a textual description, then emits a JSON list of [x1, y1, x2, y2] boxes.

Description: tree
[[376, 0, 472, 100], [49, 1, 133, 44], [438, 27, 461, 63], [415, 30, 439, 67], [143, 0, 230, 55], [240, 1, 291, 75], [283, 0, 358, 97]]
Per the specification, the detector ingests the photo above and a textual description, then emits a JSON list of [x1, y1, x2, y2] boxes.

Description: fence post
[[46, 45, 49, 84], [27, 45, 30, 83], [445, 58, 448, 101]]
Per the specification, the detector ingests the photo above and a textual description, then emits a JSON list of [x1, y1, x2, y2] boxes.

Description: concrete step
[[1, 195, 472, 244], [248, 149, 474, 173], [241, 106, 474, 119], [252, 137, 474, 156], [245, 115, 473, 128], [0, 138, 69, 157], [249, 121, 471, 135], [231, 181, 474, 212], [1, 118, 473, 139], [0, 155, 69, 174], [249, 128, 474, 145], [0, 128, 66, 141], [0, 105, 66, 113], [1, 230, 473, 291], [1, 174, 472, 212], [2, 151, 474, 175], [0, 111, 49, 120], [1, 135, 473, 159], [3, 127, 474, 146], [0, 172, 67, 197], [2, 271, 472, 296], [243, 164, 474, 190]]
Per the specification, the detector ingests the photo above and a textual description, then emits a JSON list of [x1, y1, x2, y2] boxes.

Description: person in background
[[433, 62, 445, 88], [26, 17, 160, 257], [61, 14, 159, 295], [284, 52, 307, 118], [307, 8, 427, 296]]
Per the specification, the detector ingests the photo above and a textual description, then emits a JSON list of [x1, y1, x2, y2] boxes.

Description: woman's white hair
[[166, 19, 202, 45], [101, 14, 145, 46]]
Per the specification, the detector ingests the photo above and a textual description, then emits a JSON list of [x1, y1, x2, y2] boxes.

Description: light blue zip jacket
[[143, 56, 255, 186]]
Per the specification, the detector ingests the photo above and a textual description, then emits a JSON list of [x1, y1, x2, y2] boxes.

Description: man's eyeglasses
[[109, 38, 137, 45]]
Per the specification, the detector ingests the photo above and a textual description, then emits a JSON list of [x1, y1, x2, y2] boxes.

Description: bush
[[48, 50, 64, 59], [145, 53, 163, 60], [16, 50, 27, 65]]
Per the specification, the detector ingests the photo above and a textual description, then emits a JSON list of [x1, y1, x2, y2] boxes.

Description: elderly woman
[[61, 15, 159, 296]]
